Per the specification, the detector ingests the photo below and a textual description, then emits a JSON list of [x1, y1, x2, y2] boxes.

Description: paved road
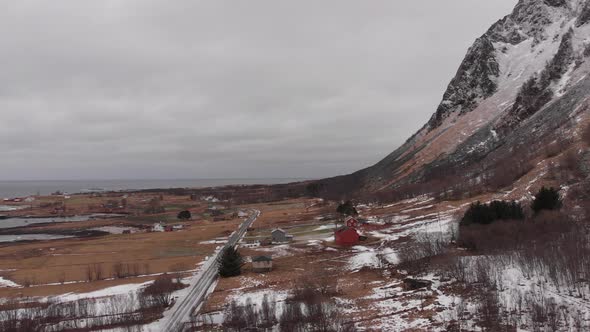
[[162, 209, 260, 332]]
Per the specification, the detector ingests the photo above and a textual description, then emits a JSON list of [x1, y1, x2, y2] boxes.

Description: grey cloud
[[0, 0, 517, 180]]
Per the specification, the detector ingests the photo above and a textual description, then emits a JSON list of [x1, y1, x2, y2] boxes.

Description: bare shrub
[[442, 256, 468, 283], [58, 272, 66, 285], [279, 301, 305, 332], [222, 300, 247, 331], [397, 232, 449, 275], [140, 273, 184, 308], [260, 294, 277, 328], [85, 263, 105, 282], [113, 262, 125, 279]]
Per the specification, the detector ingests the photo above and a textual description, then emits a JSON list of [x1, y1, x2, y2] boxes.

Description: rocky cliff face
[[318, 0, 590, 200]]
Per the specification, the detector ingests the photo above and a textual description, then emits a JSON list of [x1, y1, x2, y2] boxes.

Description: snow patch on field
[[56, 281, 151, 302], [364, 274, 459, 331], [347, 246, 383, 271], [370, 213, 456, 242], [401, 204, 434, 213], [199, 238, 227, 245], [254, 244, 295, 258], [0, 276, 20, 288], [314, 224, 335, 231]]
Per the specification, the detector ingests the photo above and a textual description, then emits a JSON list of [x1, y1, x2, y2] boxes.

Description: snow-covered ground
[[55, 281, 151, 303], [0, 276, 20, 288]]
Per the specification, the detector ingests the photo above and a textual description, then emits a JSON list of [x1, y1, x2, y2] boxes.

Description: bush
[[461, 200, 524, 225], [177, 210, 191, 220], [218, 247, 243, 278], [141, 274, 183, 308], [531, 186, 562, 214], [458, 210, 575, 252]]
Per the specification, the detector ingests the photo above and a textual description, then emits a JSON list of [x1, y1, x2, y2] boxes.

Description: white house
[[152, 222, 165, 232]]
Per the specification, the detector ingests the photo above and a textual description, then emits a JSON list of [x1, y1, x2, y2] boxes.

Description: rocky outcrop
[[427, 37, 499, 128], [544, 0, 567, 7], [427, 0, 561, 129], [576, 1, 590, 27], [315, 0, 590, 199]]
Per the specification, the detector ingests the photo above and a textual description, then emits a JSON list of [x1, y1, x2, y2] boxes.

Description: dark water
[[0, 178, 305, 198], [0, 234, 74, 243], [0, 214, 125, 229]]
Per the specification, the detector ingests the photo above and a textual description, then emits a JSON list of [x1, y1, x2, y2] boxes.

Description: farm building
[[271, 228, 293, 243], [252, 256, 273, 273], [152, 222, 165, 232], [335, 227, 360, 246]]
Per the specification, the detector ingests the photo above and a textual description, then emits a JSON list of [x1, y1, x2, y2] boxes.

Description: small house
[[252, 256, 273, 273], [237, 210, 249, 218], [152, 222, 165, 232], [173, 225, 184, 231], [335, 227, 360, 246], [271, 228, 293, 243]]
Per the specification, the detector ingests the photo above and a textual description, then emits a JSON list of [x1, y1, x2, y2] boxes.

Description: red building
[[334, 227, 360, 246]]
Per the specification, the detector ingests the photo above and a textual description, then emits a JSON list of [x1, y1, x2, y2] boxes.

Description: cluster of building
[[150, 222, 184, 232], [247, 228, 296, 274], [3, 197, 35, 203]]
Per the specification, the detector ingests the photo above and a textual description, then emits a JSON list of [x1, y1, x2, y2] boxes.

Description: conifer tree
[[218, 247, 243, 278], [531, 186, 562, 214]]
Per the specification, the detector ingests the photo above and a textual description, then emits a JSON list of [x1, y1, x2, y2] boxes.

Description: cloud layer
[[0, 0, 516, 180]]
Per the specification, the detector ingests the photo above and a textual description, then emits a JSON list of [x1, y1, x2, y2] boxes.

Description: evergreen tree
[[461, 200, 524, 225], [218, 247, 243, 278], [177, 210, 192, 220], [336, 201, 358, 217], [531, 186, 562, 214]]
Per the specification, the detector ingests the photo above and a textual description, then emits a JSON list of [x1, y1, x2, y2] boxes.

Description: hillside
[[317, 0, 590, 202]]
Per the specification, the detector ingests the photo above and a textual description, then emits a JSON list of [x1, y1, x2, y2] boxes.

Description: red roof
[[335, 226, 360, 246]]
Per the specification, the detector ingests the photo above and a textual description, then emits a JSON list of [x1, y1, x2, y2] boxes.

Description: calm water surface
[[0, 178, 305, 198]]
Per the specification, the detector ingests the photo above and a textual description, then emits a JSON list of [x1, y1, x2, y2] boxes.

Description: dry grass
[[0, 193, 248, 298]]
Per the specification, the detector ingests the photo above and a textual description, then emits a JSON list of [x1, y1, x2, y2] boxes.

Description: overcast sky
[[0, 0, 517, 181]]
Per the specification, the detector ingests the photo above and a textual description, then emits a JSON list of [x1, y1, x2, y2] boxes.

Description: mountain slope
[[318, 0, 590, 200]]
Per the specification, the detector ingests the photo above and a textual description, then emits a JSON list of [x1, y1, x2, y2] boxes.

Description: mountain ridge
[[315, 0, 590, 201]]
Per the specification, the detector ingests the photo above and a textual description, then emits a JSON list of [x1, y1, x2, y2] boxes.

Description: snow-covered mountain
[[319, 0, 590, 200]]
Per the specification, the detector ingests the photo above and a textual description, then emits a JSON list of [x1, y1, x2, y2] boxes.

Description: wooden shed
[[252, 256, 273, 273]]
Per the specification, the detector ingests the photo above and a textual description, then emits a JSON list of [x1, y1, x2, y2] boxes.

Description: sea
[[0, 178, 306, 199]]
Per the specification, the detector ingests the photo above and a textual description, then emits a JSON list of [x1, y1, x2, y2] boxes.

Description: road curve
[[161, 209, 260, 332]]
